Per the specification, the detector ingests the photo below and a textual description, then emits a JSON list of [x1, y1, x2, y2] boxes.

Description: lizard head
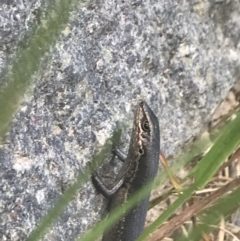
[[132, 100, 160, 158]]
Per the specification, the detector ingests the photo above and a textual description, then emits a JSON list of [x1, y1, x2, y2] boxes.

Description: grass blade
[[179, 180, 240, 241], [26, 129, 121, 241], [137, 112, 240, 240], [193, 113, 240, 189], [0, 0, 86, 139]]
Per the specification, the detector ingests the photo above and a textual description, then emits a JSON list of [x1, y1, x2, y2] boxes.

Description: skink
[[92, 101, 160, 241]]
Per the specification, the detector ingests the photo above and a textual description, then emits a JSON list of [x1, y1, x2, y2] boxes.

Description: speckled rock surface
[[1, 0, 240, 240]]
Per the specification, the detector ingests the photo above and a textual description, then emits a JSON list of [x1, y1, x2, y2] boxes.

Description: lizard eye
[[138, 148, 144, 155], [142, 120, 149, 132]]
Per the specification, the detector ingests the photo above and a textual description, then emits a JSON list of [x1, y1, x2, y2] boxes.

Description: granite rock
[[0, 0, 240, 240]]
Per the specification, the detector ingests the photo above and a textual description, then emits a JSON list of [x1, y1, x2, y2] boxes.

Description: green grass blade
[[136, 185, 196, 241], [78, 149, 200, 241], [137, 112, 240, 240], [26, 129, 121, 241], [166, 133, 212, 182], [0, 0, 86, 139], [179, 182, 240, 241], [77, 114, 236, 241], [78, 178, 158, 241], [193, 113, 240, 189]]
